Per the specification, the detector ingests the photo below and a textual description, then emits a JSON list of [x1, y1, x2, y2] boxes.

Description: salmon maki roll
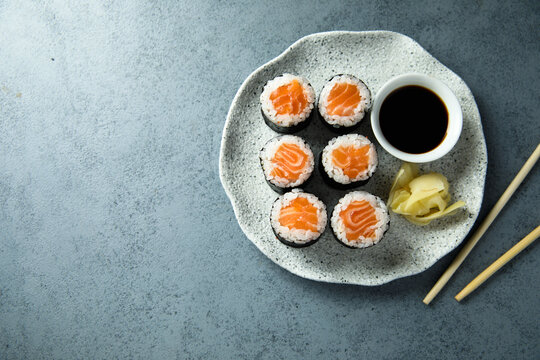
[[318, 74, 372, 132], [260, 74, 316, 133], [320, 134, 378, 189], [271, 189, 327, 247], [260, 135, 315, 193], [331, 191, 389, 249]]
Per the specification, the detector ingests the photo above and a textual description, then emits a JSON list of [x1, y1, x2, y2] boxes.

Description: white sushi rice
[[271, 189, 327, 245], [331, 191, 389, 248], [318, 75, 371, 127], [321, 134, 378, 184], [260, 135, 314, 188], [260, 74, 315, 127]]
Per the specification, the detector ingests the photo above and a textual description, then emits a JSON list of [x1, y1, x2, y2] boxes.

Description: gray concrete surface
[[0, 0, 538, 359]]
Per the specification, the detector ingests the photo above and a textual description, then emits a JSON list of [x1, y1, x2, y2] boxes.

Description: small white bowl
[[370, 73, 463, 163]]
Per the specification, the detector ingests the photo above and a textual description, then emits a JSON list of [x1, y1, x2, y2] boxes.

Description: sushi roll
[[270, 189, 327, 247], [260, 74, 316, 133], [331, 191, 389, 249], [320, 134, 378, 189], [260, 135, 315, 193], [318, 74, 372, 133]]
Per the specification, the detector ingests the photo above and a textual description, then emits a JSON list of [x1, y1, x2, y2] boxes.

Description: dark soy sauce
[[379, 85, 448, 154]]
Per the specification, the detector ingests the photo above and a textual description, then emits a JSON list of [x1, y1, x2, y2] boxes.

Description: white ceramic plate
[[219, 31, 487, 285]]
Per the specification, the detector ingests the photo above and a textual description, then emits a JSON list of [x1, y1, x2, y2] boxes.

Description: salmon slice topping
[[331, 145, 370, 178], [270, 80, 308, 115], [270, 143, 308, 181], [279, 197, 319, 232], [339, 200, 378, 240], [326, 82, 361, 116]]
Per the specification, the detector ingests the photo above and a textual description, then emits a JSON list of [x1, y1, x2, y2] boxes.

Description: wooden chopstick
[[423, 143, 540, 305], [455, 225, 540, 301]]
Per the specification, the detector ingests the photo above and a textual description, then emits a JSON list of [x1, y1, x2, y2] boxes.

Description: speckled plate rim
[[219, 30, 487, 286]]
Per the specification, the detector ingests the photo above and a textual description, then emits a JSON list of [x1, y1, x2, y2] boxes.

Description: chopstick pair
[[423, 143, 540, 305]]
